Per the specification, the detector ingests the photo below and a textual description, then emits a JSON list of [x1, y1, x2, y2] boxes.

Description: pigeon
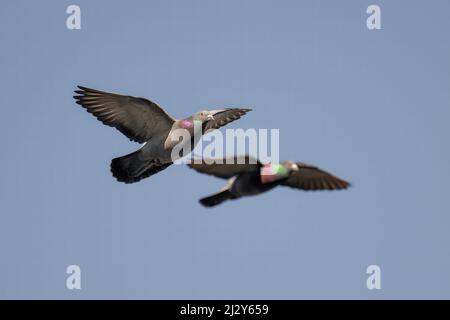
[[73, 86, 251, 183], [188, 156, 350, 207]]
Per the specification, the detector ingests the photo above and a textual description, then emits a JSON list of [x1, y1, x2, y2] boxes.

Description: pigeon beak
[[207, 114, 214, 121]]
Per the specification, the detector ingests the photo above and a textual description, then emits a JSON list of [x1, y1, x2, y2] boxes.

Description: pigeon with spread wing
[[188, 156, 350, 207], [74, 86, 251, 183]]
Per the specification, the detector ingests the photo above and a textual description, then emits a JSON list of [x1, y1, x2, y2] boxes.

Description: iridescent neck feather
[[260, 164, 289, 184]]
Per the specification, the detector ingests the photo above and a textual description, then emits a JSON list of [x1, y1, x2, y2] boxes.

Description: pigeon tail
[[199, 189, 238, 208], [110, 150, 172, 184]]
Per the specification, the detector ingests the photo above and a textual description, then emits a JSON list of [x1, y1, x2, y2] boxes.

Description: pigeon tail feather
[[199, 189, 237, 208], [110, 150, 172, 184]]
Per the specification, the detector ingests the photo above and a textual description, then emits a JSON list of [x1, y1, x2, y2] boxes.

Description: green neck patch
[[273, 164, 289, 177]]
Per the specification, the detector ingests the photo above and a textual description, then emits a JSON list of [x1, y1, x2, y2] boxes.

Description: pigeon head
[[193, 111, 215, 122], [179, 111, 214, 130], [281, 160, 299, 172]]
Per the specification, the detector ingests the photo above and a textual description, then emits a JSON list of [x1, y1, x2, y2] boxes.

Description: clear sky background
[[1, 0, 449, 299]]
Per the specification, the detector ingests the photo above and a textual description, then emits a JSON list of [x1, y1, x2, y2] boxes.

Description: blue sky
[[1, 0, 449, 299]]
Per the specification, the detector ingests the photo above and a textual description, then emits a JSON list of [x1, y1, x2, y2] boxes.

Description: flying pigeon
[[188, 156, 350, 207], [73, 86, 251, 183]]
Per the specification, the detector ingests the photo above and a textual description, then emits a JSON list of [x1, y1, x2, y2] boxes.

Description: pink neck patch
[[181, 119, 193, 129], [260, 165, 278, 184]]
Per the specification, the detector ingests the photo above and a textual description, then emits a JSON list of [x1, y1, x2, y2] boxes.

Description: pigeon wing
[[74, 86, 175, 143], [188, 155, 261, 179], [281, 163, 350, 191], [203, 108, 251, 132]]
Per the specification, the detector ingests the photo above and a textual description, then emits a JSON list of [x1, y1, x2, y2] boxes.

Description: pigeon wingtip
[[77, 85, 92, 92], [198, 199, 213, 208], [336, 181, 352, 190]]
